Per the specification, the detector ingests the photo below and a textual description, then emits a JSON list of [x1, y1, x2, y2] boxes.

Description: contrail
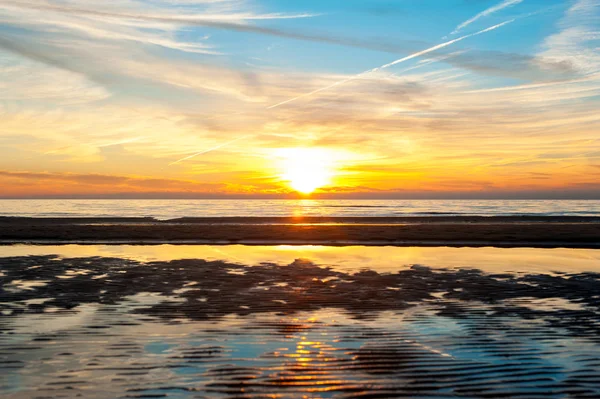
[[97, 137, 144, 148], [267, 19, 515, 110], [169, 135, 250, 165], [464, 72, 600, 93], [452, 0, 523, 35]]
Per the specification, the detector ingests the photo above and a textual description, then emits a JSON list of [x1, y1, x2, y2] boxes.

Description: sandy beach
[[1, 216, 599, 247], [2, 248, 600, 398]]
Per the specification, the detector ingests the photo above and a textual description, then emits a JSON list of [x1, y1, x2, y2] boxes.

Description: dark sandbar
[[1, 216, 599, 247]]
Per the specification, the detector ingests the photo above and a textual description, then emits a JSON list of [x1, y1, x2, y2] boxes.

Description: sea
[[0, 199, 599, 219]]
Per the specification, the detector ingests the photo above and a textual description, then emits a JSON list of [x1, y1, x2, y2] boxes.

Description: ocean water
[[0, 199, 599, 219]]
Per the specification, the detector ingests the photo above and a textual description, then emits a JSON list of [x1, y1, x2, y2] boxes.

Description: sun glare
[[277, 148, 335, 194]]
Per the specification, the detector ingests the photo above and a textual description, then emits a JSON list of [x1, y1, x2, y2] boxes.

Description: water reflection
[[2, 244, 600, 274], [1, 247, 600, 398]]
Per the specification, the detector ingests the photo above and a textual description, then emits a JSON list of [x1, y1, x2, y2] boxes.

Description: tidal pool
[[1, 245, 600, 398]]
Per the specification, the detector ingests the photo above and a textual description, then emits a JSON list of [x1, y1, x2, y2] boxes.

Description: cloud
[[452, 0, 524, 35], [0, 170, 225, 191], [0, 0, 425, 55], [0, 53, 109, 105], [540, 0, 600, 74], [439, 49, 577, 81], [4, 169, 598, 199], [267, 20, 515, 110], [170, 135, 251, 164], [0, 1, 223, 55], [0, 35, 104, 85], [0, 0, 581, 119], [0, 0, 314, 23], [0, 0, 572, 81]]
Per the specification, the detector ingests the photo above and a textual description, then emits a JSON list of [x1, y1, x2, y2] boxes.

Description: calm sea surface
[[0, 199, 599, 219]]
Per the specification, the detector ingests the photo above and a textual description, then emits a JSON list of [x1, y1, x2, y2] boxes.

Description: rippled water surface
[[1, 199, 599, 218], [2, 246, 600, 398]]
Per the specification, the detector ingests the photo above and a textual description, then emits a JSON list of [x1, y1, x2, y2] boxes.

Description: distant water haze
[[0, 199, 599, 219]]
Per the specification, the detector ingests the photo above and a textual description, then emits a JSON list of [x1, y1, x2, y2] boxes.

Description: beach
[[2, 216, 600, 398], [1, 216, 599, 247], [2, 246, 600, 398]]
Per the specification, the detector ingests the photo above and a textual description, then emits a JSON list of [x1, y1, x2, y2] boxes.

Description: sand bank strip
[[0, 216, 598, 247]]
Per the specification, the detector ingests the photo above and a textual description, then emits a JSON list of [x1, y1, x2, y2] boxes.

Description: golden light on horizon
[[277, 148, 335, 194]]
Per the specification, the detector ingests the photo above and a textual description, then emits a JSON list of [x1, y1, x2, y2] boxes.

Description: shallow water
[[1, 246, 600, 398], [1, 199, 599, 218], [3, 244, 600, 274]]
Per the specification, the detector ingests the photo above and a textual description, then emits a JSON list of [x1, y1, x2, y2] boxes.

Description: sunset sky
[[0, 0, 599, 198]]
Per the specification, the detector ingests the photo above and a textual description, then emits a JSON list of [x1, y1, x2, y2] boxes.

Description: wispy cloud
[[540, 0, 600, 74], [1, 0, 434, 57], [0, 0, 576, 104], [0, 53, 108, 104], [0, 0, 315, 55], [267, 19, 514, 109], [452, 0, 523, 35], [170, 135, 251, 165], [0, 170, 226, 194]]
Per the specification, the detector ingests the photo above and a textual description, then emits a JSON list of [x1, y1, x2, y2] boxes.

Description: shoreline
[[1, 216, 599, 247], [2, 240, 600, 248], [2, 215, 600, 223]]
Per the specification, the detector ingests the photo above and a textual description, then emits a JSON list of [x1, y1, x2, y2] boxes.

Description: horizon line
[[1, 196, 599, 200]]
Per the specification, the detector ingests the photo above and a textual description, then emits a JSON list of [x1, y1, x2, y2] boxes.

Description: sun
[[277, 148, 335, 194]]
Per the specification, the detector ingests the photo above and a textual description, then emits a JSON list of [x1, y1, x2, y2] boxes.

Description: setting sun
[[277, 148, 335, 194]]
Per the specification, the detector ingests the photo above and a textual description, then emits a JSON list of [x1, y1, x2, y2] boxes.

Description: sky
[[0, 0, 599, 199]]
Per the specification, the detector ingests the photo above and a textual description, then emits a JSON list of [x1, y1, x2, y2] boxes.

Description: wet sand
[[1, 216, 600, 247], [2, 250, 600, 398]]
